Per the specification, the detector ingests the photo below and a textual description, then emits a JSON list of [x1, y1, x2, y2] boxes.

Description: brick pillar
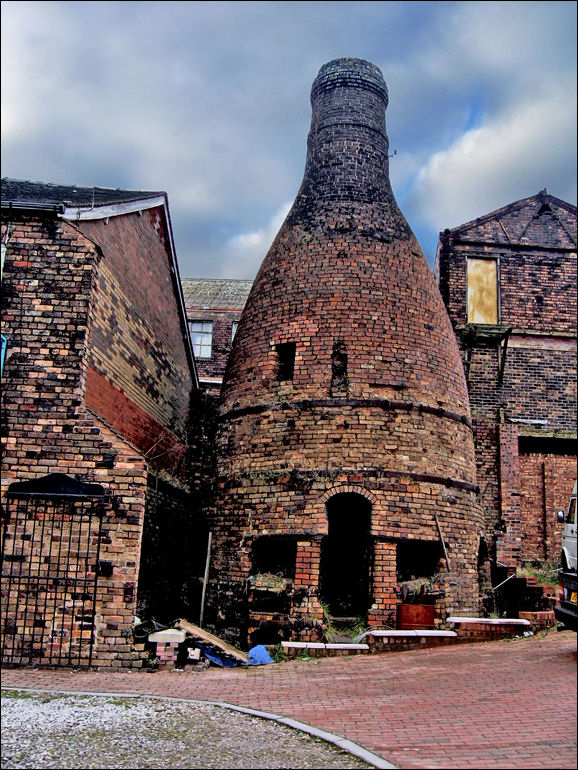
[[367, 540, 397, 627], [292, 538, 323, 619], [496, 423, 522, 569]]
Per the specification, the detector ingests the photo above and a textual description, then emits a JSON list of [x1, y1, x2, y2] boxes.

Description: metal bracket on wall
[[456, 324, 513, 385]]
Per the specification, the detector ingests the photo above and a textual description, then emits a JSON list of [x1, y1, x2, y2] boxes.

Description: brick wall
[[436, 193, 577, 576], [519, 450, 576, 562], [1, 208, 200, 667], [1, 214, 150, 665], [78, 208, 193, 452]]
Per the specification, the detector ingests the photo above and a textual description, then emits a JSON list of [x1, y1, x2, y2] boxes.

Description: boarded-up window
[[467, 258, 498, 324]]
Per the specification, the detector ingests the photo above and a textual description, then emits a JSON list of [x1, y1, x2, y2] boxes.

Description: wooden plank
[[175, 618, 249, 663]]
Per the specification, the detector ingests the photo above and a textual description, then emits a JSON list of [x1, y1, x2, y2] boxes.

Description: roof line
[[61, 196, 166, 221], [444, 191, 577, 235]]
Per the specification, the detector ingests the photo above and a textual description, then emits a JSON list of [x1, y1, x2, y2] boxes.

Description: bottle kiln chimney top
[[310, 57, 388, 109], [290, 57, 400, 223]]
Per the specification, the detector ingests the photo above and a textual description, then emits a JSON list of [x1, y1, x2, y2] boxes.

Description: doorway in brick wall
[[319, 493, 372, 619], [1, 473, 106, 668]]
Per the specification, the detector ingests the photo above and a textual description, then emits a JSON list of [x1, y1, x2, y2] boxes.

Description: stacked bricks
[[436, 192, 577, 574], [209, 58, 483, 646], [447, 617, 531, 641], [149, 629, 186, 669], [518, 611, 557, 631], [364, 630, 458, 654]]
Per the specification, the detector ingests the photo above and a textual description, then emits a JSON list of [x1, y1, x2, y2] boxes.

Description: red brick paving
[[2, 631, 576, 769]]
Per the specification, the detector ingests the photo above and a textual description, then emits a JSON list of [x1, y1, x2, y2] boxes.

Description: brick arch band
[[319, 485, 378, 506]]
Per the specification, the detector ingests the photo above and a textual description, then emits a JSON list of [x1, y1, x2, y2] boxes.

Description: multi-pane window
[[189, 320, 213, 359]]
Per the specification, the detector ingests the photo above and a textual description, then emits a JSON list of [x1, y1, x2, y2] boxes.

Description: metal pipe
[[199, 531, 212, 628]]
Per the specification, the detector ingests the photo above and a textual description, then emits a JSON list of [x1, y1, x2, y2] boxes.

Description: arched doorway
[[320, 493, 372, 618]]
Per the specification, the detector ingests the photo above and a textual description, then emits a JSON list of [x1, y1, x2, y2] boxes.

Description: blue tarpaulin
[[247, 645, 274, 665], [194, 642, 274, 667], [195, 643, 238, 667]]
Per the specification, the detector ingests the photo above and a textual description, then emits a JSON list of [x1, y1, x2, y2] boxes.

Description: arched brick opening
[[319, 492, 372, 619]]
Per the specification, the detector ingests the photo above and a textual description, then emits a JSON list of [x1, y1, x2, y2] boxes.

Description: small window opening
[[249, 536, 297, 613], [276, 342, 296, 381], [396, 540, 443, 602], [252, 536, 296, 580], [331, 340, 348, 390]]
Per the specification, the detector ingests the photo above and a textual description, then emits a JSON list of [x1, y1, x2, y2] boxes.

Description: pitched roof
[[2, 176, 198, 387], [1, 177, 165, 209], [181, 278, 253, 309], [446, 190, 577, 249]]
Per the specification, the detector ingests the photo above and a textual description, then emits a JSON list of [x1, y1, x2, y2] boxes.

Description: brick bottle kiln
[[209, 58, 482, 645]]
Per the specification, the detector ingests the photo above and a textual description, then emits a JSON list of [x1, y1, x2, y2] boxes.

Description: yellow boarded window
[[467, 258, 498, 324]]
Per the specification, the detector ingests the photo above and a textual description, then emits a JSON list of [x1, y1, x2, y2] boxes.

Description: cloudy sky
[[2, 1, 576, 279]]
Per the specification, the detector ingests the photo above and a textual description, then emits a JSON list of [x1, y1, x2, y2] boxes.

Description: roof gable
[[448, 191, 577, 249]]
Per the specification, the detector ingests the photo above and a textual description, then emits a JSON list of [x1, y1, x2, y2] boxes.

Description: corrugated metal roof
[[1, 178, 165, 208], [181, 278, 253, 309]]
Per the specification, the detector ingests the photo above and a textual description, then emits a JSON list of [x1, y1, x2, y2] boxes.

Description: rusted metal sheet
[[467, 258, 498, 324]]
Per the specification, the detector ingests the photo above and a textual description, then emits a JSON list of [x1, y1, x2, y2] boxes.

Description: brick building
[[208, 58, 483, 647], [435, 190, 577, 579], [182, 278, 252, 395], [1, 179, 206, 668]]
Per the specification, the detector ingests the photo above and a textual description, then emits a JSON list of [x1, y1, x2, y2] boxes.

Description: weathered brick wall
[[437, 201, 577, 333], [210, 59, 482, 645], [436, 195, 577, 575], [519, 450, 576, 562], [1, 214, 149, 666], [78, 208, 193, 458], [1, 214, 98, 487], [1, 209, 200, 668], [466, 344, 576, 433]]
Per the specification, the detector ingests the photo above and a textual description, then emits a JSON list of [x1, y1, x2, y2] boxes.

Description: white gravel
[[1, 690, 373, 769]]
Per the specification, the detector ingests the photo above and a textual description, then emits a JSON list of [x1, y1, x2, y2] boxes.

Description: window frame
[[188, 320, 214, 359], [466, 256, 501, 325]]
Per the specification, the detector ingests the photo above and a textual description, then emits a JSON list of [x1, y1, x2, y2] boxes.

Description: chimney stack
[[209, 59, 482, 647]]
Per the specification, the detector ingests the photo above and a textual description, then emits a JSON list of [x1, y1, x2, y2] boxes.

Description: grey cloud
[[2, 1, 576, 276]]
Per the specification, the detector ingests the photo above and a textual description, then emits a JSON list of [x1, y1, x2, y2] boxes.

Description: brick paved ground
[[2, 631, 576, 769]]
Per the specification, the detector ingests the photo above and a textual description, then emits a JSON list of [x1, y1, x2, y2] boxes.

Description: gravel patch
[[1, 690, 373, 769]]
